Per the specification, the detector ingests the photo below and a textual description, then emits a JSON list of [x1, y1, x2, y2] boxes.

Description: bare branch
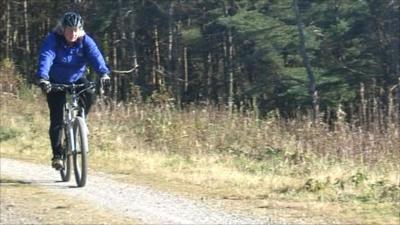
[[112, 64, 139, 74]]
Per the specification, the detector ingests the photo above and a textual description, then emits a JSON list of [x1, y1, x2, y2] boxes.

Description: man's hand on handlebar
[[38, 79, 52, 94], [100, 74, 111, 87], [100, 74, 111, 95]]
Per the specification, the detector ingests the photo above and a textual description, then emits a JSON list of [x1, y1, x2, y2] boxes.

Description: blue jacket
[[36, 32, 110, 84]]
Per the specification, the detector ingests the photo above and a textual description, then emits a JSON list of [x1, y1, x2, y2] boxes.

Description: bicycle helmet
[[62, 12, 83, 28]]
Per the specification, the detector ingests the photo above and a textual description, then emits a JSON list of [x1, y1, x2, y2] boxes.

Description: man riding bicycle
[[36, 12, 110, 170]]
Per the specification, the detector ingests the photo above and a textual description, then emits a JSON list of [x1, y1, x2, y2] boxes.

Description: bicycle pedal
[[53, 164, 63, 171], [52, 160, 63, 170]]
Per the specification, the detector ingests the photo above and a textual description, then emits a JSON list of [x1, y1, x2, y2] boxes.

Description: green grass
[[0, 126, 20, 142]]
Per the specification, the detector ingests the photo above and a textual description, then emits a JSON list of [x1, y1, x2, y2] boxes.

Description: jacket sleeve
[[83, 35, 110, 76], [36, 33, 56, 80]]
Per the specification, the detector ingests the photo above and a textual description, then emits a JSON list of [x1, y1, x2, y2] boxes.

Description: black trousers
[[47, 78, 94, 157]]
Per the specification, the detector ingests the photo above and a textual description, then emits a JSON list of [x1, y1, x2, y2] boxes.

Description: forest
[[1, 0, 399, 121]]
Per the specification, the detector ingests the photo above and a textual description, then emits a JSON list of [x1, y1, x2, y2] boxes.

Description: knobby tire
[[73, 117, 88, 187], [60, 128, 72, 182]]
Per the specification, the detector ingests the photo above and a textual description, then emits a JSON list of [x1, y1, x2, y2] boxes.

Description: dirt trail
[[1, 175, 137, 224], [1, 158, 288, 225]]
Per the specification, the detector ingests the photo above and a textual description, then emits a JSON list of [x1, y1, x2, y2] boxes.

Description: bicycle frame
[[52, 83, 93, 153]]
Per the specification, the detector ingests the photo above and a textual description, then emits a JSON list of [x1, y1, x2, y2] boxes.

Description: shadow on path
[[0, 178, 74, 189]]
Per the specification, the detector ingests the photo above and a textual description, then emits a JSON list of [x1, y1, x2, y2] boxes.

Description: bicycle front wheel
[[72, 117, 88, 187], [60, 128, 72, 182]]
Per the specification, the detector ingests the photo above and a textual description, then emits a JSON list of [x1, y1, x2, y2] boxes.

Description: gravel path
[[0, 202, 40, 225], [0, 158, 281, 225]]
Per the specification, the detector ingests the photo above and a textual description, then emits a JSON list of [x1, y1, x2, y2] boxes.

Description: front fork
[[65, 99, 87, 154], [66, 123, 75, 154], [65, 103, 76, 154]]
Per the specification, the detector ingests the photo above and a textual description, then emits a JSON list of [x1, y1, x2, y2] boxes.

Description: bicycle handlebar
[[51, 82, 96, 95]]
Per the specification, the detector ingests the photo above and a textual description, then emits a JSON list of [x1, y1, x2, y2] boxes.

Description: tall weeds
[[93, 82, 400, 169]]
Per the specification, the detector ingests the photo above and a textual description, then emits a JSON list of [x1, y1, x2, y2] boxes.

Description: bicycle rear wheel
[[60, 128, 72, 182], [72, 117, 88, 187]]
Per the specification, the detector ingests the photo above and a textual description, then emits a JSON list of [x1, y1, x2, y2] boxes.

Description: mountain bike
[[51, 82, 95, 187]]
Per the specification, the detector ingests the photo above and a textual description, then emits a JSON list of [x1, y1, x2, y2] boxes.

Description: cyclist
[[36, 12, 111, 170]]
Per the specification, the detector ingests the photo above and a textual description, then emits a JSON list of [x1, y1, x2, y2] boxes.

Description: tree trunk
[[206, 52, 213, 104], [151, 49, 156, 86], [22, 0, 32, 82], [167, 14, 175, 90], [183, 46, 188, 92], [23, 0, 30, 55], [227, 29, 234, 114], [360, 83, 367, 128], [222, 34, 228, 104], [154, 25, 163, 89], [5, 0, 11, 58], [175, 20, 183, 105], [12, 0, 19, 58], [131, 31, 138, 80], [168, 2, 174, 66], [397, 77, 400, 124], [388, 0, 399, 93], [293, 0, 319, 121], [112, 32, 118, 101]]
